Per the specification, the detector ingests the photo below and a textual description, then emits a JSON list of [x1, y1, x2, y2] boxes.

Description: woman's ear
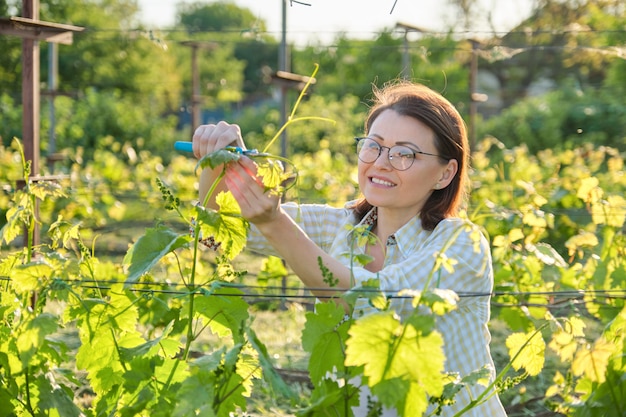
[[437, 159, 458, 189]]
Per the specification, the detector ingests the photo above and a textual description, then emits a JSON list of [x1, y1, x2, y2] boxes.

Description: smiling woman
[[191, 79, 507, 416]]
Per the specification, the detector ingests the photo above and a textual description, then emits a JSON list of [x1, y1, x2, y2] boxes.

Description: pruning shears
[[174, 141, 268, 156]]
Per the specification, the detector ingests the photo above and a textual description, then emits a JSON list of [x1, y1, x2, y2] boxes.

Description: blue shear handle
[[174, 141, 193, 152]]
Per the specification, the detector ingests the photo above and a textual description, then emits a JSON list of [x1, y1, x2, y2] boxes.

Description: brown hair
[[353, 81, 470, 231]]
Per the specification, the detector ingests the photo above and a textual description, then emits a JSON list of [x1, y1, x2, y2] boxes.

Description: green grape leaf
[[460, 365, 494, 387], [196, 192, 247, 260], [258, 255, 288, 283], [302, 302, 347, 351], [302, 302, 349, 385], [10, 260, 53, 294], [295, 378, 357, 416], [15, 313, 58, 367], [76, 331, 124, 393], [499, 306, 534, 332], [506, 330, 546, 376], [30, 180, 67, 200], [572, 337, 614, 383], [172, 373, 218, 417], [37, 375, 83, 417], [373, 378, 428, 417], [194, 288, 249, 343], [345, 312, 445, 405], [1, 192, 31, 245], [246, 327, 296, 399], [257, 159, 291, 190], [119, 321, 178, 362], [108, 288, 140, 333], [196, 148, 241, 171], [123, 225, 192, 283], [352, 253, 374, 267]]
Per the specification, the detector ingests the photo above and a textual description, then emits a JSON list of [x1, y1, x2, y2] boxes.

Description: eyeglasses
[[355, 137, 445, 171]]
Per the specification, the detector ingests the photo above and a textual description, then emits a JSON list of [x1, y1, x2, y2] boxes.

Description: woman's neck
[[374, 206, 418, 240]]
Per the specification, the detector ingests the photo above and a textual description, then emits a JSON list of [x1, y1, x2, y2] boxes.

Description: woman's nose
[[372, 146, 393, 169]]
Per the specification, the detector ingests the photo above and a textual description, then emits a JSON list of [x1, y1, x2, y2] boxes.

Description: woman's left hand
[[224, 156, 281, 225]]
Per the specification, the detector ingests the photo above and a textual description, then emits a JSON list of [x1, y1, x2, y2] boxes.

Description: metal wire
[[1, 276, 624, 308]]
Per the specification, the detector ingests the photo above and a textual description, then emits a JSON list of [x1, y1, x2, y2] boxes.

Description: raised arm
[[224, 157, 353, 299]]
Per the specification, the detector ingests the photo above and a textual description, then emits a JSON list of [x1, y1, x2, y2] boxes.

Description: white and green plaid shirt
[[248, 201, 507, 417]]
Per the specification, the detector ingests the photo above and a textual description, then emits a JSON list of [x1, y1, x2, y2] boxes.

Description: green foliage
[[176, 1, 264, 33], [46, 90, 181, 160], [2, 1, 626, 412], [0, 141, 291, 416], [2, 127, 626, 415], [478, 82, 626, 153]]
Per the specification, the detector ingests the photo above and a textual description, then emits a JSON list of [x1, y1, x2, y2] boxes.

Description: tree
[[176, 1, 277, 102], [481, 0, 626, 108]]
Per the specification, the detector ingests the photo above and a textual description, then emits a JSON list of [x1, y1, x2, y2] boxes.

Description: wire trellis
[[1, 276, 624, 309]]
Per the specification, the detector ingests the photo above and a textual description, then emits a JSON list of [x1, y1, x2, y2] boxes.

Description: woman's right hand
[[192, 121, 246, 160], [193, 121, 246, 208]]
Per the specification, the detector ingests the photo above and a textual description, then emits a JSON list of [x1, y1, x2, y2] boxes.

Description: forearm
[[255, 209, 353, 299]]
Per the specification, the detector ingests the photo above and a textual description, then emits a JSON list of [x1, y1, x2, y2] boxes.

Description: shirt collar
[[358, 206, 428, 251]]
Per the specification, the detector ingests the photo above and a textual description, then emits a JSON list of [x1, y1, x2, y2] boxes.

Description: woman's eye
[[392, 148, 414, 159]]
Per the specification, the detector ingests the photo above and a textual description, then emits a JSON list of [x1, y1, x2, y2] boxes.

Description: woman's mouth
[[370, 177, 396, 187]]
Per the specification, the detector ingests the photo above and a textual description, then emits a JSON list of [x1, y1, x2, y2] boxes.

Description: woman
[[192, 81, 507, 416]]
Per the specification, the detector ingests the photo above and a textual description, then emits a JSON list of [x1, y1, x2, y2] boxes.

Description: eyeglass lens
[[356, 138, 415, 171]]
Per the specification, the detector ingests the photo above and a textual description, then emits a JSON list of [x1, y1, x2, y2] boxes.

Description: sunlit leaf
[[15, 313, 58, 367], [10, 261, 53, 294], [572, 337, 614, 383], [1, 192, 31, 245], [123, 225, 192, 283], [591, 195, 626, 228], [30, 180, 67, 200], [506, 330, 546, 376], [565, 231, 599, 257], [577, 177, 602, 203], [257, 255, 288, 283], [345, 312, 445, 395], [526, 242, 567, 267], [196, 192, 247, 259], [257, 159, 287, 190], [194, 289, 249, 343]]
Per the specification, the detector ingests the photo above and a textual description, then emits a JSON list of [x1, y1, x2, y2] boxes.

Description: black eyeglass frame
[[354, 137, 448, 171]]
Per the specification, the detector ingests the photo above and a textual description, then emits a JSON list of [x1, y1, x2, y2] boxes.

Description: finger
[[238, 156, 258, 178], [192, 124, 213, 159], [191, 122, 245, 159], [212, 121, 244, 150], [224, 166, 265, 214], [228, 160, 264, 190]]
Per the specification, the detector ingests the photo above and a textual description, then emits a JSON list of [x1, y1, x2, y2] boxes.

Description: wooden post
[[181, 41, 216, 134], [0, 0, 83, 248], [21, 0, 41, 245]]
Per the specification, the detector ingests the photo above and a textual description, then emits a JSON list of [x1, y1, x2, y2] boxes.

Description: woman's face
[[358, 109, 458, 222]]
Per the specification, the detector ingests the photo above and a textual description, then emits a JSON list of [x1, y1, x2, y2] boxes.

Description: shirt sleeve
[[246, 202, 351, 255]]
